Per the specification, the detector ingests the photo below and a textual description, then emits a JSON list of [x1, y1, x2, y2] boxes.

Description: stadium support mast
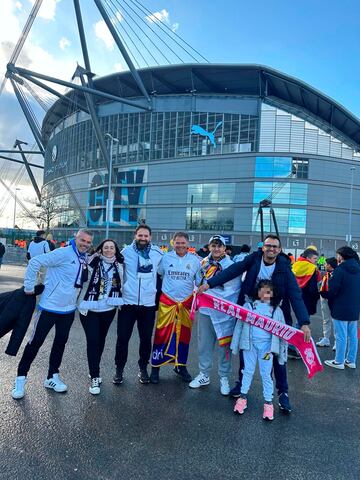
[[13, 140, 42, 202]]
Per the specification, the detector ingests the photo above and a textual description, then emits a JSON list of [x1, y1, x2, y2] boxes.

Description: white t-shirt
[[159, 251, 200, 301], [256, 258, 276, 283]]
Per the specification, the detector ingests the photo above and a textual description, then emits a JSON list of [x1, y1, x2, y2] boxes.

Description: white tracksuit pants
[[241, 340, 273, 402]]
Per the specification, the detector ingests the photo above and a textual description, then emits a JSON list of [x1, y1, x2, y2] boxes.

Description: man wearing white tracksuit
[[11, 229, 93, 399], [190, 235, 241, 395]]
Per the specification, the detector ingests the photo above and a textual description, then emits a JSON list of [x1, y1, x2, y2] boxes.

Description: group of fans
[[0, 226, 359, 422]]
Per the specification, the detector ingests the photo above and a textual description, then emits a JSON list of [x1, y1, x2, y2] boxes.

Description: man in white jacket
[[190, 235, 241, 395], [113, 225, 163, 385], [11, 229, 93, 399]]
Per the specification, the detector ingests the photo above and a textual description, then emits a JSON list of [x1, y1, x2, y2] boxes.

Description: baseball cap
[[209, 235, 226, 245]]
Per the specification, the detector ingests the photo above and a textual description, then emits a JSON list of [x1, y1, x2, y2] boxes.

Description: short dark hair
[[302, 248, 319, 258], [135, 224, 152, 235], [336, 246, 357, 261], [173, 231, 189, 241], [253, 279, 280, 308], [95, 238, 123, 263], [36, 230, 45, 236], [240, 244, 251, 253], [263, 234, 281, 247]]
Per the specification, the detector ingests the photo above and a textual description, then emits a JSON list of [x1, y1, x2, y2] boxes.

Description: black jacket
[[301, 272, 320, 316], [0, 284, 44, 356], [321, 258, 360, 321], [207, 251, 309, 326]]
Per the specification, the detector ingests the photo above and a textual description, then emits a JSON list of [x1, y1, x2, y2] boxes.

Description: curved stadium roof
[[42, 64, 360, 151]]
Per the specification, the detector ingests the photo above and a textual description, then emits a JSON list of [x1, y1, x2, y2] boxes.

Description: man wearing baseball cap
[[190, 235, 241, 395]]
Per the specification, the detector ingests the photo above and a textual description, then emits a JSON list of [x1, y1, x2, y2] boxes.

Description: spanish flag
[[292, 257, 321, 288]]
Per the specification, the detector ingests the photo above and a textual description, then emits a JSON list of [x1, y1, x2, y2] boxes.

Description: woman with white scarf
[[78, 239, 124, 395]]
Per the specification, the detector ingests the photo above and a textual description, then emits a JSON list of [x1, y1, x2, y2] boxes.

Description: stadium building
[[42, 64, 360, 255]]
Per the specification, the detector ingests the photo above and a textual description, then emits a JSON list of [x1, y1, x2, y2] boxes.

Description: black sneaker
[[174, 366, 192, 383], [229, 381, 241, 398], [150, 367, 160, 384], [138, 368, 150, 384], [278, 392, 292, 413], [113, 367, 123, 385]]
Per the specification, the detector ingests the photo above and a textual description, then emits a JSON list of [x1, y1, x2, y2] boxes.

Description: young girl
[[230, 280, 287, 421]]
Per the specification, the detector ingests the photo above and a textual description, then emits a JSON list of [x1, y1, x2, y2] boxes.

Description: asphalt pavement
[[0, 265, 359, 480]]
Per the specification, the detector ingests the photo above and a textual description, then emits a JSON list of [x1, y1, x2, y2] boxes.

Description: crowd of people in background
[[0, 226, 359, 422]]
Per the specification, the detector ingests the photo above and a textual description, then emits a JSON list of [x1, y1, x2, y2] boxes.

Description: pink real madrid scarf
[[191, 292, 323, 379]]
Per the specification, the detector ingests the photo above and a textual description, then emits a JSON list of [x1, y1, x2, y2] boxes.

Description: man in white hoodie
[[11, 229, 93, 399], [113, 225, 163, 385]]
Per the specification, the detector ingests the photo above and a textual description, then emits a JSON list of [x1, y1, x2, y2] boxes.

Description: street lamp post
[[347, 166, 356, 246], [13, 188, 20, 228], [104, 133, 119, 238]]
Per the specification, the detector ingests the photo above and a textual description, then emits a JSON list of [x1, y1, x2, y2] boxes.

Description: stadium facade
[[42, 64, 360, 255]]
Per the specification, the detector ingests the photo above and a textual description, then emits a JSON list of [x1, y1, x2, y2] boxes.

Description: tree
[[20, 197, 64, 232]]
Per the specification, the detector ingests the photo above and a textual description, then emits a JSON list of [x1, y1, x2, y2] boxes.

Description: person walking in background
[[232, 280, 287, 421], [196, 244, 209, 259], [233, 244, 251, 263], [26, 230, 50, 259], [322, 246, 360, 370], [46, 233, 56, 251], [316, 257, 338, 348], [113, 225, 163, 386], [292, 248, 321, 317], [0, 241, 5, 269], [11, 229, 93, 400], [287, 252, 295, 264], [190, 235, 240, 395], [289, 248, 321, 359], [78, 239, 124, 395], [150, 232, 200, 384]]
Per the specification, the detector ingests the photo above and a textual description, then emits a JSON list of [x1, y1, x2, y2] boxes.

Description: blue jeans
[[333, 319, 358, 364]]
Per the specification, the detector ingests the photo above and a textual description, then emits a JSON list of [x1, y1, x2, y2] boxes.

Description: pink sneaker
[[234, 397, 247, 415], [263, 403, 274, 421]]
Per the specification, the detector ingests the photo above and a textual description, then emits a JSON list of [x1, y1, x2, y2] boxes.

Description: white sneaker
[[345, 360, 356, 369], [316, 337, 330, 347], [220, 377, 230, 396], [12, 376, 27, 399], [189, 372, 210, 389], [44, 373, 68, 392], [324, 360, 344, 370], [89, 377, 101, 395]]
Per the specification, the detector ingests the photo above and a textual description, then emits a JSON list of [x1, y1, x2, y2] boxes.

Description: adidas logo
[[169, 264, 174, 267]]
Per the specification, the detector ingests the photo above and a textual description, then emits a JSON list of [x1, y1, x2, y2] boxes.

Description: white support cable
[[104, 0, 153, 67], [129, 0, 209, 63]]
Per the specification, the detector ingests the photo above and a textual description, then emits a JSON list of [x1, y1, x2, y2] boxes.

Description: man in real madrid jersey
[[150, 232, 200, 384]]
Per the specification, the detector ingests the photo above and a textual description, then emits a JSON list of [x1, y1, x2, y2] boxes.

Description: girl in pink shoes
[[230, 280, 287, 421]]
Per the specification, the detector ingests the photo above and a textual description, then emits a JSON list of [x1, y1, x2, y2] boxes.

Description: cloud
[[114, 62, 125, 72], [29, 0, 61, 21], [15, 1, 23, 10], [94, 19, 115, 50], [146, 9, 170, 24], [59, 37, 70, 50]]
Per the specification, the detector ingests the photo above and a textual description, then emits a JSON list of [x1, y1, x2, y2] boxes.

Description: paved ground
[[0, 264, 359, 480]]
